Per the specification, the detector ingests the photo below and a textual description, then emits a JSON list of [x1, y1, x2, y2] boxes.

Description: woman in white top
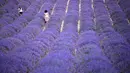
[[44, 10, 50, 23], [18, 7, 23, 15]]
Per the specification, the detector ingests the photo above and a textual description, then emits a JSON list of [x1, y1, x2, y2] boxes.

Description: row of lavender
[[0, 0, 33, 8], [105, 0, 130, 44], [31, 0, 78, 72], [76, 0, 117, 73], [0, 0, 35, 27], [0, 0, 51, 55], [0, 0, 43, 39], [0, 0, 130, 73], [0, 0, 8, 7], [0, 0, 64, 72], [118, 0, 130, 21], [93, 0, 130, 73]]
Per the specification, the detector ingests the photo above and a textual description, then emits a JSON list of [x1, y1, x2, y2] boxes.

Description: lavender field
[[0, 0, 130, 73]]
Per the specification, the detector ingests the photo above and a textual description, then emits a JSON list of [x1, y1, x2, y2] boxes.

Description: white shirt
[[44, 12, 50, 22], [18, 8, 23, 13]]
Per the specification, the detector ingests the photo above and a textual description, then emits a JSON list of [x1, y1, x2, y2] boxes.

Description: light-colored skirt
[[44, 16, 50, 22]]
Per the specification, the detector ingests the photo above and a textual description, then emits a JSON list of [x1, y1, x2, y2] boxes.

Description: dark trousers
[[44, 19, 47, 23], [19, 12, 23, 16]]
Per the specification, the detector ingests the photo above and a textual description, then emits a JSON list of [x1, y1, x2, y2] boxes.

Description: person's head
[[44, 10, 48, 13], [18, 7, 21, 9]]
